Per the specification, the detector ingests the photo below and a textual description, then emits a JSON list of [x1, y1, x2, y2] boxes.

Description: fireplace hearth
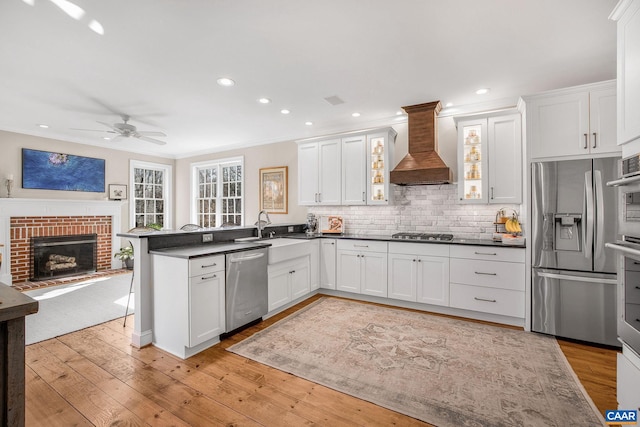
[[30, 234, 97, 281]]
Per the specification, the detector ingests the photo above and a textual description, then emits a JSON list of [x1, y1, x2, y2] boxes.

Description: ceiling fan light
[[88, 19, 104, 35], [49, 0, 86, 20], [475, 88, 490, 95]]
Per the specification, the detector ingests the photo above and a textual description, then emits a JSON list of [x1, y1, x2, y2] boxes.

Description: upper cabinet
[[611, 0, 640, 145], [456, 112, 522, 204], [298, 127, 396, 206], [524, 81, 619, 160], [298, 138, 341, 205]]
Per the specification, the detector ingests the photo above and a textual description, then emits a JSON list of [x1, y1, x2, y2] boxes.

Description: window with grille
[[192, 157, 243, 227], [130, 161, 172, 229]]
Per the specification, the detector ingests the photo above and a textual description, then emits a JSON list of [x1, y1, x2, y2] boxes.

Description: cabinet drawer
[[388, 242, 449, 257], [450, 245, 524, 263], [617, 350, 640, 411], [189, 255, 225, 277], [450, 259, 525, 291], [337, 239, 387, 253], [450, 283, 524, 318]]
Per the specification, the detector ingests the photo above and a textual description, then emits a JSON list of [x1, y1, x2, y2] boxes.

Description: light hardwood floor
[[25, 294, 618, 426]]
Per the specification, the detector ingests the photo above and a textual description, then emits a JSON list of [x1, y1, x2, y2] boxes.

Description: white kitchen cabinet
[[297, 139, 341, 205], [525, 81, 618, 159], [456, 113, 522, 204], [388, 242, 450, 306], [320, 238, 337, 289], [341, 135, 367, 205], [268, 256, 310, 312], [366, 129, 396, 205], [617, 344, 640, 410], [310, 239, 320, 291], [152, 254, 225, 359], [611, 0, 640, 145], [336, 239, 387, 297], [299, 127, 396, 207], [449, 246, 525, 319]]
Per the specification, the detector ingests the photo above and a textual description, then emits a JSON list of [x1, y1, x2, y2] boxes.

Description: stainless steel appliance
[[391, 232, 454, 241], [604, 154, 640, 355], [225, 247, 268, 333], [532, 158, 619, 347]]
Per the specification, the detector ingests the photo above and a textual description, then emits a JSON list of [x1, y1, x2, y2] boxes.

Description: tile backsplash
[[308, 184, 522, 240]]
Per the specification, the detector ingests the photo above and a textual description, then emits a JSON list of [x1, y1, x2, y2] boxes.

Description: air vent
[[324, 95, 345, 106]]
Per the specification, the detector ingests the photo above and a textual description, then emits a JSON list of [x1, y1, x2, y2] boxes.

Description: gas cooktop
[[391, 232, 454, 241]]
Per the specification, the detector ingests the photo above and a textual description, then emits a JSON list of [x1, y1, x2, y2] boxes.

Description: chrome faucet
[[256, 209, 272, 239]]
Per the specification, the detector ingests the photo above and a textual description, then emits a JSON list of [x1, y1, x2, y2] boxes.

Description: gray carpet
[[24, 273, 134, 345], [229, 297, 604, 427]]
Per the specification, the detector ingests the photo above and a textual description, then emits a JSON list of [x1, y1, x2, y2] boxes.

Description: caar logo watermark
[[605, 410, 638, 425]]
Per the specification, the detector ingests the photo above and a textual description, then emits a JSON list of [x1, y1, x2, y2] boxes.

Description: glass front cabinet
[[457, 119, 488, 203], [367, 129, 396, 205], [456, 112, 522, 205]]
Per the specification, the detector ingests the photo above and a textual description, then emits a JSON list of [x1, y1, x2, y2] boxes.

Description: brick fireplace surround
[[10, 216, 112, 283], [0, 199, 123, 287]]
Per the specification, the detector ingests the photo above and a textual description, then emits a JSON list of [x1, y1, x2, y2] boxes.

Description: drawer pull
[[201, 274, 217, 280], [354, 244, 369, 248], [475, 271, 497, 276], [201, 263, 217, 268], [474, 297, 497, 303], [636, 286, 640, 290], [474, 251, 497, 256]]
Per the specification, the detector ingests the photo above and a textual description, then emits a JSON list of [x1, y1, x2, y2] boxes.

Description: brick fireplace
[[11, 216, 111, 282], [0, 199, 123, 286]]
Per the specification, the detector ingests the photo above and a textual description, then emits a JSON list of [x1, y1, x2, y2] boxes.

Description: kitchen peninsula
[[120, 224, 525, 359]]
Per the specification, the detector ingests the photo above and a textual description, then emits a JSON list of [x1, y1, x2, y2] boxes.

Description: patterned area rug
[[228, 298, 604, 427]]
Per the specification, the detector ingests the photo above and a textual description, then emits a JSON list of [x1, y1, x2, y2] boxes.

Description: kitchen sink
[[262, 238, 311, 264]]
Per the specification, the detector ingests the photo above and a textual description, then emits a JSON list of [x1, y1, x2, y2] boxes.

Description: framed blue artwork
[[22, 148, 105, 192]]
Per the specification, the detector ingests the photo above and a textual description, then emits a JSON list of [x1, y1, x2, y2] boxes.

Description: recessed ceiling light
[[103, 137, 111, 140], [280, 109, 290, 115], [20, 0, 35, 5], [445, 102, 453, 107], [37, 124, 49, 128], [352, 112, 361, 117], [216, 77, 235, 87], [305, 121, 313, 126], [258, 98, 271, 104], [88, 19, 104, 35], [396, 111, 403, 115], [475, 88, 490, 95]]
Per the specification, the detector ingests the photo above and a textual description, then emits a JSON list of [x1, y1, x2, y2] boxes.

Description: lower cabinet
[[336, 240, 388, 297], [618, 345, 640, 411], [268, 256, 310, 312], [152, 254, 226, 359], [320, 239, 337, 289], [388, 242, 450, 306], [449, 246, 525, 318]]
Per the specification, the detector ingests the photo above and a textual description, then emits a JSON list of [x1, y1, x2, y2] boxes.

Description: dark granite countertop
[[282, 233, 525, 248]]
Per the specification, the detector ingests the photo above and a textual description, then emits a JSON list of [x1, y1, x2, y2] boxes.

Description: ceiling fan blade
[[136, 130, 167, 137], [70, 127, 117, 133], [108, 135, 124, 142], [136, 135, 167, 145], [96, 121, 119, 132]]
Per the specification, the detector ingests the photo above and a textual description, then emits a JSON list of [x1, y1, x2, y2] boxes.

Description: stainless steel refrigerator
[[532, 157, 619, 347]]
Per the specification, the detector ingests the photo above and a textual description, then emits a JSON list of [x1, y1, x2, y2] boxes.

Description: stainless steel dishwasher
[[225, 247, 268, 333]]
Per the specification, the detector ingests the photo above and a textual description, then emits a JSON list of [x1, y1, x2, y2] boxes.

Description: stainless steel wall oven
[[606, 154, 640, 355]]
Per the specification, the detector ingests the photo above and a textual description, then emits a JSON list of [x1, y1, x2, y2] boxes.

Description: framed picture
[[259, 166, 288, 214], [22, 148, 106, 192], [108, 184, 127, 200]]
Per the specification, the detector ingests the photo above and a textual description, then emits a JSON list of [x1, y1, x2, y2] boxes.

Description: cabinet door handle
[[362, 192, 365, 202], [592, 132, 597, 148], [318, 193, 322, 203], [490, 187, 494, 200], [474, 251, 497, 256], [201, 274, 217, 280], [475, 271, 497, 276], [583, 133, 588, 149], [474, 297, 497, 303], [201, 263, 217, 268]]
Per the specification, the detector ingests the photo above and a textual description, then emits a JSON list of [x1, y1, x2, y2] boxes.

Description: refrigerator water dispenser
[[554, 214, 582, 252]]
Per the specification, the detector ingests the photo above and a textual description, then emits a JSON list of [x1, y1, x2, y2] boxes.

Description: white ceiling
[[0, 0, 618, 159]]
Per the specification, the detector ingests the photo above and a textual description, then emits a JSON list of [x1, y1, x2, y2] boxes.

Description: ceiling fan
[[73, 115, 167, 145]]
